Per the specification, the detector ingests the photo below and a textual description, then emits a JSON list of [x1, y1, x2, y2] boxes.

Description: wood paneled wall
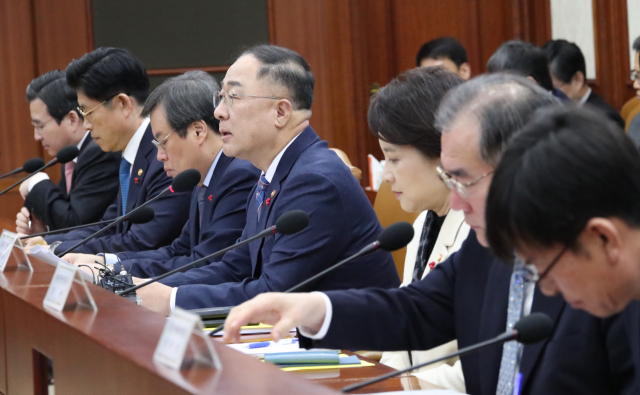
[[0, 0, 636, 228]]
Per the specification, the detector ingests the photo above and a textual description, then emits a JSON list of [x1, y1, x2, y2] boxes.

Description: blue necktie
[[197, 185, 207, 229], [119, 159, 131, 215], [255, 174, 270, 221], [496, 258, 533, 395]]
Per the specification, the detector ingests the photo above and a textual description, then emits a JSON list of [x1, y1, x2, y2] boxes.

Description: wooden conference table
[[0, 248, 439, 395]]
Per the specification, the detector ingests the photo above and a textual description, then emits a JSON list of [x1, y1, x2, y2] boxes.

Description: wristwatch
[[48, 241, 63, 255]]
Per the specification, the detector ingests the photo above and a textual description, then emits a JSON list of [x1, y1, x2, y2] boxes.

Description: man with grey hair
[[64, 71, 260, 312], [220, 74, 634, 395]]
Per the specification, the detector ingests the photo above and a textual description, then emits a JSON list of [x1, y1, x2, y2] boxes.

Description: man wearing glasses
[[131, 45, 401, 316], [221, 74, 634, 395], [16, 70, 120, 234], [63, 71, 260, 298], [25, 48, 191, 255]]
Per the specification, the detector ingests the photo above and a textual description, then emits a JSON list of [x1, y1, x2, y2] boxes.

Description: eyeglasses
[[31, 118, 56, 132], [77, 93, 119, 119], [535, 246, 568, 283], [151, 130, 174, 151], [213, 91, 282, 109], [631, 70, 640, 83], [436, 166, 494, 198]]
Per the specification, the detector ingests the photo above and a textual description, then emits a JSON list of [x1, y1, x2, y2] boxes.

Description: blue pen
[[248, 341, 271, 349]]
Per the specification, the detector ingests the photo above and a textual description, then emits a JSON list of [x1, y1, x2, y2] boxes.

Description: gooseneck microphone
[[207, 221, 415, 337], [55, 168, 200, 257], [0, 146, 79, 197], [0, 158, 46, 180], [22, 208, 156, 239], [340, 313, 554, 393], [118, 210, 310, 297]]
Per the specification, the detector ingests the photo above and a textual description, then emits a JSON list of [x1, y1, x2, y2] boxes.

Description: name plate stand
[[154, 308, 222, 372], [0, 230, 32, 272], [43, 263, 97, 312]]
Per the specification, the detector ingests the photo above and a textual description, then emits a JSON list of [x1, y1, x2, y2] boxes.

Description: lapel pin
[[208, 195, 212, 201], [271, 190, 276, 197], [134, 177, 139, 184], [437, 254, 443, 263], [138, 169, 143, 176], [265, 198, 271, 206], [428, 261, 436, 270]]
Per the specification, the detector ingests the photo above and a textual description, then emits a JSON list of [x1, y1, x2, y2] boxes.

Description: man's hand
[[23, 236, 48, 252], [222, 293, 327, 344], [16, 208, 46, 235], [63, 253, 103, 266], [134, 277, 172, 317], [19, 179, 30, 199]]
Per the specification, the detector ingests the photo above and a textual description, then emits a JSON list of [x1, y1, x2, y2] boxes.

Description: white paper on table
[[29, 245, 93, 282]]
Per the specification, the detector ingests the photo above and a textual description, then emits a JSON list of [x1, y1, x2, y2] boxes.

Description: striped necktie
[[119, 159, 131, 215], [255, 174, 270, 221]]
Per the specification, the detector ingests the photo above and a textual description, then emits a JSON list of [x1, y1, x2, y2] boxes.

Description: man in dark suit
[[24, 48, 191, 255], [542, 39, 624, 128], [135, 45, 400, 316], [222, 75, 634, 395], [63, 71, 260, 278], [16, 70, 120, 233], [416, 36, 471, 80]]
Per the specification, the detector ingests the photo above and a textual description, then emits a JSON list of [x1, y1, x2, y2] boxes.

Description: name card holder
[[43, 263, 97, 312], [154, 308, 222, 372], [0, 230, 32, 272]]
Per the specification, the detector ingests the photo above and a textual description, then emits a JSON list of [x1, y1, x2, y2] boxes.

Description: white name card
[[0, 230, 20, 271], [43, 263, 77, 312], [153, 308, 202, 370]]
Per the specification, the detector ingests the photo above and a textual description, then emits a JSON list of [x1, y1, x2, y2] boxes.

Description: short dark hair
[[487, 40, 553, 91], [26, 70, 82, 124], [141, 71, 220, 136], [415, 37, 468, 68], [241, 45, 314, 111], [368, 67, 464, 159], [542, 39, 586, 84], [66, 47, 150, 104], [486, 106, 640, 262], [436, 73, 558, 167], [633, 35, 640, 53]]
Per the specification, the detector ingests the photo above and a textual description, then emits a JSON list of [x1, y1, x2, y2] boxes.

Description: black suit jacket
[[585, 91, 625, 129], [302, 231, 634, 395], [45, 124, 191, 254], [24, 134, 120, 230]]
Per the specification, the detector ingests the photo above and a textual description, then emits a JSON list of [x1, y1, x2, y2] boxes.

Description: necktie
[[119, 159, 131, 215], [197, 185, 207, 229], [496, 258, 533, 395], [255, 174, 270, 221], [64, 161, 76, 194], [412, 211, 446, 282]]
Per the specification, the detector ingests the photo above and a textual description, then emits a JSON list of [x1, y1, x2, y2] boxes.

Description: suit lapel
[[519, 290, 566, 388], [69, 134, 92, 193], [124, 125, 153, 230]]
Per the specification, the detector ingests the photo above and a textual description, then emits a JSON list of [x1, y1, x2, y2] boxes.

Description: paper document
[[29, 245, 93, 282]]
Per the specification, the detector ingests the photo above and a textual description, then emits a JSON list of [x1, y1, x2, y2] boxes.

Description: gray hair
[[142, 70, 220, 136], [435, 73, 559, 166]]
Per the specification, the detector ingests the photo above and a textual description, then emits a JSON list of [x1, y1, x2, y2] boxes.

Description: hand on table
[[22, 235, 48, 252], [63, 253, 103, 266], [222, 292, 327, 344], [134, 277, 172, 317]]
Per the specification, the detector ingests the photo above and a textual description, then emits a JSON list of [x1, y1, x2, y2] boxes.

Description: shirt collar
[[122, 117, 150, 166], [73, 130, 91, 163], [577, 88, 592, 107], [263, 132, 302, 183], [203, 149, 223, 187]]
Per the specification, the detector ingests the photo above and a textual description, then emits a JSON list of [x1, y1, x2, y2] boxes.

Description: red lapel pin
[[265, 198, 271, 206], [208, 195, 212, 201], [134, 177, 139, 184], [428, 261, 436, 270]]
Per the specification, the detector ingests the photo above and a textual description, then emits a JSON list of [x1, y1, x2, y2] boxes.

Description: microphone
[[0, 158, 46, 180], [54, 169, 200, 257], [117, 210, 310, 296], [21, 207, 155, 239], [0, 146, 79, 197], [207, 221, 415, 337], [340, 313, 554, 393]]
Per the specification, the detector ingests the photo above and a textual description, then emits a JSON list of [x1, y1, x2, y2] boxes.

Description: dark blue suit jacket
[[45, 124, 191, 254], [303, 231, 634, 395], [623, 301, 640, 393], [116, 154, 260, 277], [162, 126, 401, 308]]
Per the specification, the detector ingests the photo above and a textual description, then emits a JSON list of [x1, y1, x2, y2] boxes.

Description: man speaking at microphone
[[16, 70, 120, 234], [64, 71, 260, 278], [25, 48, 191, 254], [135, 45, 400, 315], [222, 74, 634, 395]]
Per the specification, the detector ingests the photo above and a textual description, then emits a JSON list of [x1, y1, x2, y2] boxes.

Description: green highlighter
[[264, 350, 340, 365]]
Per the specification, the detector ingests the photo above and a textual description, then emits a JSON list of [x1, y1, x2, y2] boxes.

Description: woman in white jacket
[[369, 66, 470, 393]]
